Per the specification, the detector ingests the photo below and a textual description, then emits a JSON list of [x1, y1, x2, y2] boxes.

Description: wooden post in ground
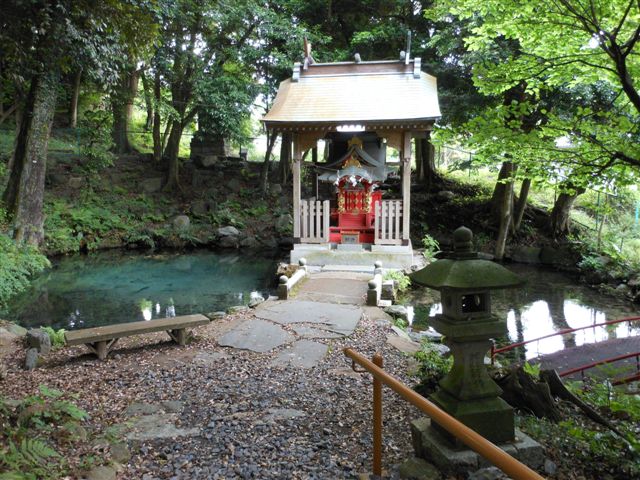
[[372, 352, 384, 476]]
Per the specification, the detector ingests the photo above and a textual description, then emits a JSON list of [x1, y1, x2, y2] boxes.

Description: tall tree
[[428, 0, 639, 246], [430, 0, 640, 171], [0, 0, 156, 245]]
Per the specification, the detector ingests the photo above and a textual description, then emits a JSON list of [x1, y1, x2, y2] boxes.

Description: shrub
[[0, 235, 50, 308], [422, 234, 440, 261], [41, 327, 66, 349], [413, 340, 452, 395], [382, 270, 411, 292]]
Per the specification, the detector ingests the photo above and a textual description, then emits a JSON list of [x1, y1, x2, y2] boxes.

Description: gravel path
[[4, 310, 422, 479]]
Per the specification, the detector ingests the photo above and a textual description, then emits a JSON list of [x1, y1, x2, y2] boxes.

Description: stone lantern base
[[430, 389, 514, 445], [411, 418, 544, 477]]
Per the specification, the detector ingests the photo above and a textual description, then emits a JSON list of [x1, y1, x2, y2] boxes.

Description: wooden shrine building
[[263, 50, 440, 268]]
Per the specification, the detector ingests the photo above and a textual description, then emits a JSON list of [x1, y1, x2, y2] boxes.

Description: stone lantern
[[410, 226, 524, 445]]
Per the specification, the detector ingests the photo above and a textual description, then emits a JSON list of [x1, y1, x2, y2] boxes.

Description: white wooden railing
[[374, 200, 403, 245], [300, 199, 330, 243]]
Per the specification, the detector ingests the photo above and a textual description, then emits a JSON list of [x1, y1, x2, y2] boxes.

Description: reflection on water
[[2, 251, 277, 330], [408, 264, 640, 359]]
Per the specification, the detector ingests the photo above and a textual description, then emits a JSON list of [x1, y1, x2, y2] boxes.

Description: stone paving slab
[[295, 274, 369, 305], [291, 325, 344, 339], [218, 318, 294, 353], [254, 300, 362, 335], [125, 413, 199, 441], [263, 408, 307, 421], [271, 340, 328, 369]]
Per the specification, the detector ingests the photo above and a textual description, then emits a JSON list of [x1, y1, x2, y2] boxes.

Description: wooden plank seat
[[64, 314, 210, 360]]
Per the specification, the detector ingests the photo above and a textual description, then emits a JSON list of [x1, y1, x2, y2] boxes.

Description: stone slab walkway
[[294, 271, 369, 304], [215, 272, 369, 368], [254, 300, 362, 334]]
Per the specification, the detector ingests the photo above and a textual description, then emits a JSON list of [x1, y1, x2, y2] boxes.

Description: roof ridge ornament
[[303, 37, 315, 70]]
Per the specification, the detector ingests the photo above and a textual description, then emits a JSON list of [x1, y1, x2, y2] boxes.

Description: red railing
[[491, 315, 640, 384], [557, 352, 640, 385], [491, 315, 640, 364]]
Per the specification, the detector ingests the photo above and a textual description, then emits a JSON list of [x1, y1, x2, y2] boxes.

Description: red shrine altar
[[327, 138, 384, 244]]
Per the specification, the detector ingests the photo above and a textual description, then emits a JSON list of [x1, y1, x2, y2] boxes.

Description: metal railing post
[[373, 352, 383, 476], [344, 348, 545, 480]]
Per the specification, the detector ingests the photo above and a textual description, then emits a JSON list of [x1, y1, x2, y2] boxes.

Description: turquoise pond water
[[2, 251, 278, 330]]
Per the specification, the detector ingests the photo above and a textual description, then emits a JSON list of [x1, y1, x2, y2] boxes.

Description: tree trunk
[[494, 162, 516, 260], [111, 67, 137, 154], [152, 71, 162, 162], [279, 132, 291, 185], [420, 137, 438, 191], [69, 68, 82, 128], [163, 120, 183, 191], [513, 178, 531, 231], [2, 71, 59, 246], [549, 185, 585, 237], [141, 70, 154, 131], [125, 69, 139, 128], [495, 366, 562, 421], [491, 161, 514, 217], [260, 130, 278, 195], [111, 97, 130, 154]]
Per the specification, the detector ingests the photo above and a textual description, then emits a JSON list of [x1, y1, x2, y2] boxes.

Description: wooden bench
[[64, 314, 210, 360]]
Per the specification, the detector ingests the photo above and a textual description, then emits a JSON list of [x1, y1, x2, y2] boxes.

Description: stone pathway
[[217, 272, 369, 369]]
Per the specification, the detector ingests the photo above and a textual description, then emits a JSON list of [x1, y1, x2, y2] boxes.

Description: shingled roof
[[262, 59, 440, 130]]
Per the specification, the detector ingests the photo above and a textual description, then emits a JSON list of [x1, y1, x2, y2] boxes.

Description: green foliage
[[78, 110, 114, 173], [44, 199, 132, 253], [522, 361, 541, 380], [519, 412, 640, 479], [566, 380, 640, 425], [520, 378, 640, 477], [0, 385, 89, 479], [427, 0, 640, 194], [209, 200, 249, 229], [383, 270, 411, 293], [421, 234, 440, 262], [40, 327, 65, 349], [0, 234, 50, 308], [0, 438, 60, 480], [392, 317, 407, 330], [414, 341, 453, 395]]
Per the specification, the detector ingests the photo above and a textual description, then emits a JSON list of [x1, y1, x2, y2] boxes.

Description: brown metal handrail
[[344, 348, 545, 480]]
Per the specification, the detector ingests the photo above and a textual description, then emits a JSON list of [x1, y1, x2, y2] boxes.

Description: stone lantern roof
[[411, 227, 524, 290]]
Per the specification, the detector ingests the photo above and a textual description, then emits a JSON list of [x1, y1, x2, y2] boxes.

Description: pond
[[2, 251, 278, 331], [406, 264, 640, 359]]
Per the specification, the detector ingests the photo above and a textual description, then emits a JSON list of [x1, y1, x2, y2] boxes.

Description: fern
[[40, 327, 66, 349], [0, 438, 59, 479]]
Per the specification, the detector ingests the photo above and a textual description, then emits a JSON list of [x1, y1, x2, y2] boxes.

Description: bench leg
[[86, 338, 118, 360], [167, 328, 188, 346]]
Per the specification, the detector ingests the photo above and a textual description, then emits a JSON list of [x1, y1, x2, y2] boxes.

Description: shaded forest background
[[0, 0, 639, 300]]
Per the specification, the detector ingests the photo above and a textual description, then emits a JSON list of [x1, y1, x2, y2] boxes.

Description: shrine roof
[[262, 59, 441, 130]]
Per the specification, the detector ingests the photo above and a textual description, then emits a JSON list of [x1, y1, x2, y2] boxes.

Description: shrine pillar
[[401, 131, 412, 242], [292, 133, 302, 241]]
